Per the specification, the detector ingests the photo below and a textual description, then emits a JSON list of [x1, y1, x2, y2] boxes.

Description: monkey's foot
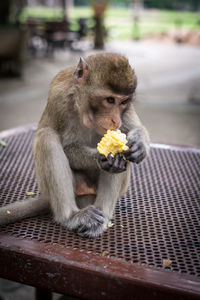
[[67, 205, 107, 238]]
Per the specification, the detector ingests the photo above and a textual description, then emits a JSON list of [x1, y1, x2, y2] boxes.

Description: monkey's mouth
[[101, 126, 108, 132], [99, 125, 121, 135], [97, 126, 108, 136]]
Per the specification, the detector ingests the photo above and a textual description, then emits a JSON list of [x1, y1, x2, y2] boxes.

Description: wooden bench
[[0, 125, 200, 299]]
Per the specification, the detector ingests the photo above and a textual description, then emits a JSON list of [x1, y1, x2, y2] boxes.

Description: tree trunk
[[94, 14, 105, 49]]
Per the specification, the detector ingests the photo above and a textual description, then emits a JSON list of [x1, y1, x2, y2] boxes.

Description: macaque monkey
[[0, 53, 150, 238]]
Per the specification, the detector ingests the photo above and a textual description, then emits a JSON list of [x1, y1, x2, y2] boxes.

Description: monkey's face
[[74, 54, 137, 135], [82, 90, 133, 136]]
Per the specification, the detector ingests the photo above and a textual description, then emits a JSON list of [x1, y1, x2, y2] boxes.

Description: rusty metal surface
[[0, 233, 200, 300], [0, 125, 200, 299]]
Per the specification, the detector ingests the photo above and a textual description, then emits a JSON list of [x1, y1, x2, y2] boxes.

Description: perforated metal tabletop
[[0, 125, 200, 300]]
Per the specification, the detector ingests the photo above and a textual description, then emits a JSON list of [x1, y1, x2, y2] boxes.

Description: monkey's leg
[[95, 165, 130, 220], [34, 128, 79, 224], [67, 167, 130, 238]]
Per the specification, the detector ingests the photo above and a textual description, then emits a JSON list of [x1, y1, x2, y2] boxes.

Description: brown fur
[[0, 54, 150, 238], [85, 54, 137, 94]]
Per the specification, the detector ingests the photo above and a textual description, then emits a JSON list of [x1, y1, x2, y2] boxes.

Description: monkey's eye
[[121, 98, 130, 105], [106, 97, 115, 104]]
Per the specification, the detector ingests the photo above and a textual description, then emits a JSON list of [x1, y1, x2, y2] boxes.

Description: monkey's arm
[[34, 128, 79, 224], [121, 103, 150, 163], [95, 166, 131, 222], [65, 143, 128, 174]]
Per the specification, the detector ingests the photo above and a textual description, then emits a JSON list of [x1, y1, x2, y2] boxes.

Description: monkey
[[0, 53, 150, 238]]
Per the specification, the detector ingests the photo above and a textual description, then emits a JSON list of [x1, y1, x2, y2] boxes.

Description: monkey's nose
[[111, 119, 121, 129]]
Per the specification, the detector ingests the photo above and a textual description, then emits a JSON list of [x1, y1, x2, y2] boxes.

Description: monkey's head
[[74, 53, 137, 136]]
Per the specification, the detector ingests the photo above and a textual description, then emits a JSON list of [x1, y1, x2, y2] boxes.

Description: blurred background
[[0, 0, 200, 148]]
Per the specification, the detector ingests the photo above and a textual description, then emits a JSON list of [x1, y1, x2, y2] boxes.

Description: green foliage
[[74, 0, 89, 6], [104, 7, 200, 40], [19, 6, 65, 23], [144, 0, 200, 11], [18, 5, 200, 41], [109, 0, 130, 6]]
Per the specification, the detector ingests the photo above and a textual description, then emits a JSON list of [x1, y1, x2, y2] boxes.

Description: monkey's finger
[[122, 143, 143, 160], [98, 154, 107, 162], [77, 217, 103, 234], [129, 149, 146, 164], [77, 224, 104, 238], [112, 154, 127, 172], [85, 206, 105, 223], [130, 142, 143, 153], [127, 140, 135, 148], [75, 206, 105, 235], [121, 148, 133, 160], [127, 136, 139, 148], [101, 154, 125, 173], [135, 151, 146, 164], [113, 153, 120, 169], [89, 206, 104, 218], [127, 129, 142, 147], [76, 217, 105, 237], [119, 156, 127, 170], [124, 151, 138, 161], [107, 153, 114, 166], [125, 141, 142, 154], [100, 161, 111, 171]]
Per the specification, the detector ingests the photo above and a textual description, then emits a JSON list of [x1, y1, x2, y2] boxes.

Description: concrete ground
[[0, 40, 200, 146], [0, 40, 200, 300], [0, 278, 73, 300]]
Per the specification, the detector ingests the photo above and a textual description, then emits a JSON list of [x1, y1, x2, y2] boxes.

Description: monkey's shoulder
[[52, 66, 75, 86]]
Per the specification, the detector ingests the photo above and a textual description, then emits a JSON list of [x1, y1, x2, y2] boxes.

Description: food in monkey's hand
[[97, 130, 129, 157]]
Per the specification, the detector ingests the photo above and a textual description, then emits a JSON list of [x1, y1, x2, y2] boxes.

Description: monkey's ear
[[74, 57, 88, 83]]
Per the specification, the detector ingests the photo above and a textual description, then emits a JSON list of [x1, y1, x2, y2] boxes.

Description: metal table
[[0, 125, 200, 300]]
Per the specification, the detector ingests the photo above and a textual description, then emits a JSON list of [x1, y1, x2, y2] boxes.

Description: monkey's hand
[[123, 129, 149, 164], [67, 206, 107, 238], [98, 153, 127, 173]]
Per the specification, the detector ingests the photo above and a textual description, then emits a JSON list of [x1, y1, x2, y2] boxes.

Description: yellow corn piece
[[97, 129, 129, 157]]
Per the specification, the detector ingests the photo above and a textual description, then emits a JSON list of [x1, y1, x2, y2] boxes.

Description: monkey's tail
[[0, 196, 50, 226]]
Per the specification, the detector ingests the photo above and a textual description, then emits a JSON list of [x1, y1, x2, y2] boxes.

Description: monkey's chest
[[62, 126, 100, 149]]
